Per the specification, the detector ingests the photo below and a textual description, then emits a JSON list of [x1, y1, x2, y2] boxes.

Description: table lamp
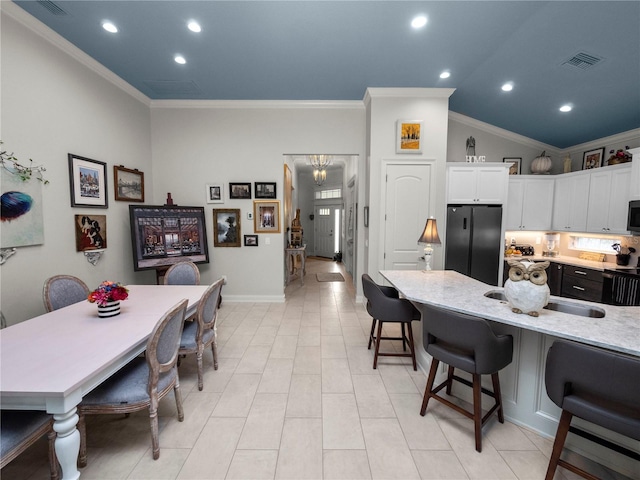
[[418, 217, 441, 271]]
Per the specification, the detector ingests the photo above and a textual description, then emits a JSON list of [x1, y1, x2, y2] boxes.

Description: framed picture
[[129, 205, 209, 271], [583, 147, 605, 170], [244, 234, 259, 246], [114, 165, 144, 202], [503, 157, 522, 175], [255, 182, 277, 199], [75, 214, 107, 251], [396, 120, 423, 154], [254, 200, 281, 233], [229, 182, 252, 199], [206, 183, 224, 204], [68, 154, 108, 208], [213, 208, 241, 247]]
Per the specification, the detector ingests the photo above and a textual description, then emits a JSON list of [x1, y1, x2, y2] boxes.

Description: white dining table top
[[0, 284, 208, 411]]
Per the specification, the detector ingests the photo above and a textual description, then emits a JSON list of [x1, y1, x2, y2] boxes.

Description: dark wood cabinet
[[561, 265, 603, 303], [547, 262, 563, 296]]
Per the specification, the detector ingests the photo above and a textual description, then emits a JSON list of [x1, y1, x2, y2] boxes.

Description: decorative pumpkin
[[531, 151, 552, 174]]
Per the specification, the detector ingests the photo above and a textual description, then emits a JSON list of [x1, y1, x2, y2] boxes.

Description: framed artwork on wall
[[255, 182, 277, 199], [503, 157, 522, 175], [583, 147, 604, 170], [254, 200, 281, 233], [244, 234, 258, 246], [213, 208, 241, 247], [229, 182, 252, 199], [75, 214, 107, 251], [68, 154, 108, 208], [114, 165, 144, 202], [206, 183, 224, 204], [396, 120, 423, 154]]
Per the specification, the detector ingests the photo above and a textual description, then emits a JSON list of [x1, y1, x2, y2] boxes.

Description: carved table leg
[[53, 409, 81, 480]]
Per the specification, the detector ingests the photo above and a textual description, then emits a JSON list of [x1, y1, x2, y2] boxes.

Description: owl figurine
[[504, 260, 550, 317]]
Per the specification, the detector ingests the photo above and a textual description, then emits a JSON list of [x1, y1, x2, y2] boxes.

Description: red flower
[[87, 281, 129, 307]]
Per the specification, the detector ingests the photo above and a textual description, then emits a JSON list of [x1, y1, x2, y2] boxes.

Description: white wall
[[149, 104, 365, 300], [1, 9, 153, 324]]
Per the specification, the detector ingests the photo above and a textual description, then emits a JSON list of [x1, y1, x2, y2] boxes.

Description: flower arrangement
[[607, 147, 632, 165], [88, 281, 129, 306]]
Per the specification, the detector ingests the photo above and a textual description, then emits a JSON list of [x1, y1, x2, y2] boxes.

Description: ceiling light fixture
[[102, 21, 118, 33], [439, 71, 451, 79], [308, 155, 332, 186], [174, 55, 186, 65], [187, 21, 201, 33], [559, 105, 572, 112], [411, 15, 428, 29], [501, 83, 514, 92], [313, 168, 327, 186]]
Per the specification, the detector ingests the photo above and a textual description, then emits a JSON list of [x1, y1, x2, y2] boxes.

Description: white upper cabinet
[[586, 164, 631, 234], [506, 177, 555, 230], [447, 164, 508, 204], [552, 172, 590, 232]]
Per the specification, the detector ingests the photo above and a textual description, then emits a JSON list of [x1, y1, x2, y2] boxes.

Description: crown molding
[[449, 111, 560, 155], [149, 99, 364, 110], [2, 1, 150, 106], [364, 88, 456, 103], [561, 128, 640, 154]]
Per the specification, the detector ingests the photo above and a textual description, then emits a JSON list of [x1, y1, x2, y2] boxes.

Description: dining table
[[0, 284, 208, 480]]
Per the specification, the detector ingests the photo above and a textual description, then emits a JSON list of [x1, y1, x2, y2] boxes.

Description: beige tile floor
[[3, 258, 633, 480]]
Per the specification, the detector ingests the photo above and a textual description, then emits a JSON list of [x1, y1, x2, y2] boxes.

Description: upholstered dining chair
[[77, 299, 188, 464], [178, 278, 224, 390], [0, 410, 59, 480], [43, 275, 90, 312], [544, 340, 640, 480], [419, 302, 513, 452], [163, 261, 201, 286], [361, 274, 421, 370]]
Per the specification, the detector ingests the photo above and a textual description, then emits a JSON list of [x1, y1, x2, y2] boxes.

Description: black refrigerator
[[444, 205, 503, 286]]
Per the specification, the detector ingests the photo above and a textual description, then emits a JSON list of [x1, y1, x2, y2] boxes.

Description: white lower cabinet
[[506, 177, 554, 230], [586, 165, 631, 234]]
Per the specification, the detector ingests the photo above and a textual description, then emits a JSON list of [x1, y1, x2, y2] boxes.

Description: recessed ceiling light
[[187, 21, 201, 33], [501, 83, 514, 92], [411, 15, 428, 29], [559, 105, 572, 112], [102, 21, 118, 33], [439, 71, 451, 79], [174, 55, 186, 65]]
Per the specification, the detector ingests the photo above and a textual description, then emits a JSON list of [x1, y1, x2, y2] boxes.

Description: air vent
[[143, 80, 202, 96], [562, 52, 603, 70], [36, 0, 67, 16]]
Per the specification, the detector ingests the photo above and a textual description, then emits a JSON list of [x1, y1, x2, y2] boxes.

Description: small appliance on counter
[[542, 233, 560, 257], [514, 244, 535, 256]]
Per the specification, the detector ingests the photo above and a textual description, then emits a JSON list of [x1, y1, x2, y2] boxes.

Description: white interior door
[[384, 163, 432, 270], [315, 204, 339, 258]]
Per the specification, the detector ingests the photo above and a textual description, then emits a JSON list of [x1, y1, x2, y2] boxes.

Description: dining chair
[[0, 410, 59, 480], [419, 302, 513, 452], [77, 298, 188, 464], [361, 274, 421, 370], [43, 275, 90, 312], [178, 278, 224, 390], [163, 261, 201, 285], [544, 340, 640, 480]]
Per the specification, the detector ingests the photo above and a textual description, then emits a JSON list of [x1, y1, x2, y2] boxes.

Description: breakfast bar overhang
[[380, 270, 640, 478]]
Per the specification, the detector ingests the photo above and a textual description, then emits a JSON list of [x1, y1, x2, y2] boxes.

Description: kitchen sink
[[484, 290, 606, 318]]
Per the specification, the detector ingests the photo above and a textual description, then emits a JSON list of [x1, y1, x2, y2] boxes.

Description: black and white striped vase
[[97, 301, 121, 318]]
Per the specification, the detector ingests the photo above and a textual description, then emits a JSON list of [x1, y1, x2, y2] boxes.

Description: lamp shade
[[418, 217, 441, 244]]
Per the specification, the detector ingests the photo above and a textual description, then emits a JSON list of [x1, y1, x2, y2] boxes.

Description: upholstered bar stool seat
[[544, 340, 640, 480], [419, 302, 513, 452], [361, 274, 421, 370]]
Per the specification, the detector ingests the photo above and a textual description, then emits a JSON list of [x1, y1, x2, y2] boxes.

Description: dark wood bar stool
[[361, 274, 421, 370], [419, 303, 513, 452], [544, 340, 640, 480]]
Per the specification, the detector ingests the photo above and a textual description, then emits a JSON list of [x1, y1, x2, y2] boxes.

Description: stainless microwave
[[629, 200, 640, 233]]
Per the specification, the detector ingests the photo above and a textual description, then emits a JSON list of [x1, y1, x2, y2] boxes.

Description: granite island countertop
[[380, 270, 640, 357]]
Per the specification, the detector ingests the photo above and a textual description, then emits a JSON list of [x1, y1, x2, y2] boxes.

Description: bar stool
[[419, 303, 513, 452], [361, 274, 421, 370], [544, 340, 640, 480]]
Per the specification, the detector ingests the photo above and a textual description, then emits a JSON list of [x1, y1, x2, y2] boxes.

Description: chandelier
[[308, 155, 332, 186]]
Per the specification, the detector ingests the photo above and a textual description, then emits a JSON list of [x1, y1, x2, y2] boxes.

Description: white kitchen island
[[380, 269, 640, 478]]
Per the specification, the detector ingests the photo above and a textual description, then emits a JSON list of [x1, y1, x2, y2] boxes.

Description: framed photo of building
[[206, 183, 224, 204], [396, 120, 423, 153], [254, 200, 281, 233], [213, 208, 241, 247], [68, 154, 108, 208], [114, 165, 144, 202], [255, 182, 277, 199], [583, 147, 604, 170], [229, 182, 251, 199]]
